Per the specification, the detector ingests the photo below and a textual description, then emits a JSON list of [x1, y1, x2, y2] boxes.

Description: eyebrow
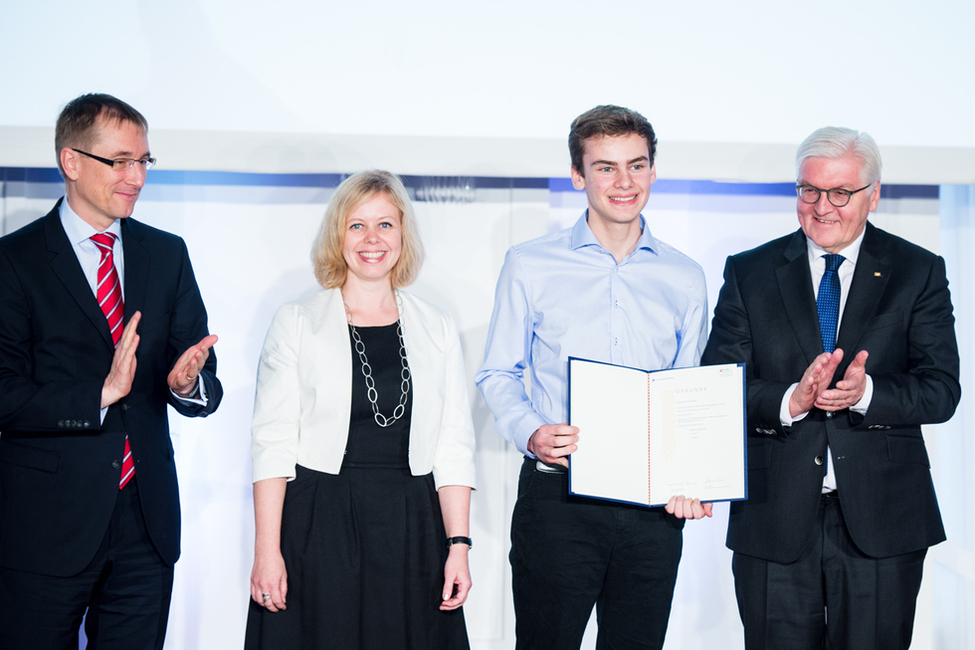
[[590, 156, 649, 168], [107, 149, 151, 159]]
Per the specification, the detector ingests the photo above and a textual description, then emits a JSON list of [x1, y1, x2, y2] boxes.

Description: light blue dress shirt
[[475, 211, 708, 457]]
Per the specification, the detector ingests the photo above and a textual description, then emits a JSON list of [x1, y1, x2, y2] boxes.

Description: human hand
[[665, 495, 713, 520], [440, 545, 472, 610], [100, 312, 141, 408], [789, 350, 842, 417], [168, 334, 218, 397], [816, 349, 869, 411], [527, 422, 580, 468], [250, 548, 288, 612]]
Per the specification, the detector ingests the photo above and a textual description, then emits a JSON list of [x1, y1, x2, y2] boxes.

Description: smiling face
[[61, 115, 150, 231], [342, 193, 403, 287], [797, 154, 880, 254], [570, 132, 656, 233]]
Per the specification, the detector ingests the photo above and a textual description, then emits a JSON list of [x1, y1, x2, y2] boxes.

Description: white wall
[[1, 1, 974, 183], [2, 1, 973, 147]]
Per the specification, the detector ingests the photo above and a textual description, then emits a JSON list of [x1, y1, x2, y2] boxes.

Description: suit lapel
[[43, 205, 115, 350], [835, 223, 891, 358], [120, 219, 150, 322], [776, 229, 822, 364]]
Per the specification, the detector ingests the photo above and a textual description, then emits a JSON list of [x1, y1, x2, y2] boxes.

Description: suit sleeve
[[701, 255, 794, 432], [0, 246, 102, 432], [165, 239, 221, 417], [861, 255, 960, 426]]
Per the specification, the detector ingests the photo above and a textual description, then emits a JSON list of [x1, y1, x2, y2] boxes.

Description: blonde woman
[[245, 171, 475, 649]]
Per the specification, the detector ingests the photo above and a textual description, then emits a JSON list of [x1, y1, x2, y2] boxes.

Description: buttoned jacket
[[702, 223, 960, 562]]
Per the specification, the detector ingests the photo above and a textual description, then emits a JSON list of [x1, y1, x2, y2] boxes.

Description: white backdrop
[[1, 0, 974, 149], [1, 0, 974, 647], [1, 172, 962, 649]]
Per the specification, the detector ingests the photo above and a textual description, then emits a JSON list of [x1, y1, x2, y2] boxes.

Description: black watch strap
[[446, 536, 472, 549]]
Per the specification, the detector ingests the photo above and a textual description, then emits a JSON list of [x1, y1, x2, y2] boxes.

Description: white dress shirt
[[779, 228, 874, 491]]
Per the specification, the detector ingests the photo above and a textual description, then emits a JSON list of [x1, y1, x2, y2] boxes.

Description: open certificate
[[567, 357, 746, 508]]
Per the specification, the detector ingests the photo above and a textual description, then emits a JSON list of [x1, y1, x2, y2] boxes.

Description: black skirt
[[243, 465, 470, 649]]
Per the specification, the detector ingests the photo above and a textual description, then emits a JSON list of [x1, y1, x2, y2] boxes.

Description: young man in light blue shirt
[[476, 105, 712, 650]]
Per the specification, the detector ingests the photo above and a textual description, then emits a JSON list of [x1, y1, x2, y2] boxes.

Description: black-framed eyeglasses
[[73, 148, 156, 172], [796, 183, 872, 208]]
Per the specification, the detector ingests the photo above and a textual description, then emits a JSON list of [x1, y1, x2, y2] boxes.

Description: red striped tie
[[90, 233, 135, 489]]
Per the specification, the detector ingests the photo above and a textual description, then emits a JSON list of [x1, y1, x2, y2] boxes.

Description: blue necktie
[[817, 254, 844, 353], [817, 253, 844, 478]]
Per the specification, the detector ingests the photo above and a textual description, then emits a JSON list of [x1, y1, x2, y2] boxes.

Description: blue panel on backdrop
[[549, 177, 796, 196], [147, 170, 346, 187], [548, 177, 940, 199], [0, 168, 941, 200], [880, 184, 939, 199], [400, 176, 548, 190], [1, 167, 63, 183]]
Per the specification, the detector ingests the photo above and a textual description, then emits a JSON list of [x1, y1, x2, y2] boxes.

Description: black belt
[[534, 459, 567, 474], [823, 490, 840, 499]]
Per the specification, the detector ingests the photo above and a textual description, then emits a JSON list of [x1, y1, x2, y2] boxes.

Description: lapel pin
[[874, 272, 882, 277]]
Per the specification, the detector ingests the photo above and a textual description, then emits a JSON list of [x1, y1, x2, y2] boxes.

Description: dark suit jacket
[[0, 201, 222, 577], [702, 223, 959, 564]]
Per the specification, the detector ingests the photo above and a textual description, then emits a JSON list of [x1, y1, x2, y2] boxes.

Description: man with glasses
[[0, 93, 222, 649], [702, 126, 960, 649]]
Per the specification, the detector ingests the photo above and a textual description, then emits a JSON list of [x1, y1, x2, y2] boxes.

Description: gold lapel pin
[[874, 272, 882, 277]]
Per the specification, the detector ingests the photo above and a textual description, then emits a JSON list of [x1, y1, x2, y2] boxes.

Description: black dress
[[244, 323, 470, 649]]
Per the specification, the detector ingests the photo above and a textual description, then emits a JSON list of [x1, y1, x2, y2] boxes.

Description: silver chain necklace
[[344, 293, 411, 428]]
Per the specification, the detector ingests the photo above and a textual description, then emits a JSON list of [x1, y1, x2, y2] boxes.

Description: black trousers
[[0, 477, 174, 650], [733, 494, 926, 650], [510, 457, 684, 650]]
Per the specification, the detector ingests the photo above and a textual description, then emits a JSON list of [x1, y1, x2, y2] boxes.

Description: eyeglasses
[[796, 183, 872, 208], [73, 148, 156, 172]]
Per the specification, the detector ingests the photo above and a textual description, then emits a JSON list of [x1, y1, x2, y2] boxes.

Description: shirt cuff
[[850, 374, 873, 414], [780, 382, 808, 426], [171, 376, 208, 406]]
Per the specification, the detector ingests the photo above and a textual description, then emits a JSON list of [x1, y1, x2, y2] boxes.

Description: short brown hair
[[568, 105, 657, 177], [311, 171, 425, 289], [55, 93, 148, 175]]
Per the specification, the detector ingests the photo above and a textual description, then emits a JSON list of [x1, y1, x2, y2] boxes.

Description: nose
[[814, 190, 833, 213], [124, 162, 147, 188], [615, 170, 633, 188]]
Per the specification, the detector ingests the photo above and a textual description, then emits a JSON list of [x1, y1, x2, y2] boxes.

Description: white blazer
[[251, 289, 477, 490]]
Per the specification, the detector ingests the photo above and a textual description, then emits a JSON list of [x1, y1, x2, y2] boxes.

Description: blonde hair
[[311, 170, 424, 289]]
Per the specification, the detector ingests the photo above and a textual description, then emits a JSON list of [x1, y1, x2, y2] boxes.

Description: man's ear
[[60, 148, 80, 181], [868, 181, 881, 213], [570, 166, 586, 191]]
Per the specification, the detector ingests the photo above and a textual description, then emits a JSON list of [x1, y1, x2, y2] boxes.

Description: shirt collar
[[806, 226, 865, 267], [59, 198, 123, 246], [570, 210, 657, 257]]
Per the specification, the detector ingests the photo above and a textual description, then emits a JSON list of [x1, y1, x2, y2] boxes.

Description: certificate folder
[[567, 357, 746, 508]]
